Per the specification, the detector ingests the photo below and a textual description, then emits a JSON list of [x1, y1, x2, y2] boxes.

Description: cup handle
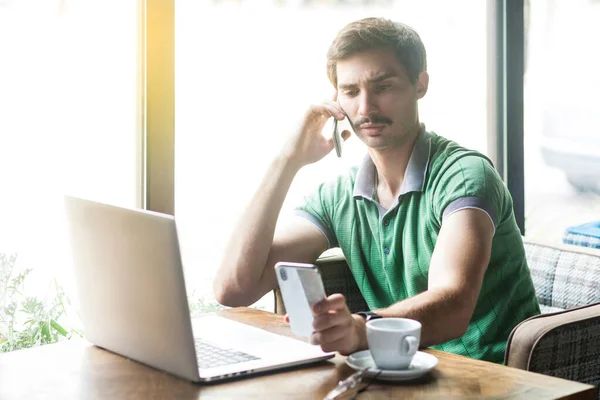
[[402, 335, 419, 356]]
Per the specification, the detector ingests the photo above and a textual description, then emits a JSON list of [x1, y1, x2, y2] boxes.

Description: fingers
[[324, 99, 346, 120], [311, 293, 351, 337], [308, 293, 359, 354], [311, 312, 358, 354], [313, 293, 347, 314], [312, 309, 348, 332], [309, 101, 345, 121], [320, 337, 351, 354], [310, 324, 348, 347]]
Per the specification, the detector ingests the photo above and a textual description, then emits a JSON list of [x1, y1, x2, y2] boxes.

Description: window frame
[[143, 0, 175, 215], [487, 0, 525, 234]]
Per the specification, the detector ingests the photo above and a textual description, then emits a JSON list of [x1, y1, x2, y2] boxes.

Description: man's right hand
[[281, 97, 350, 169], [214, 96, 347, 307]]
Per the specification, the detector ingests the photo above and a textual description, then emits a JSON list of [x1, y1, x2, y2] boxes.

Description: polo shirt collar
[[353, 123, 432, 200]]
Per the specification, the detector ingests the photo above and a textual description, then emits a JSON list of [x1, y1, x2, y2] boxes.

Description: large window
[[0, 0, 139, 350], [524, 0, 600, 244], [175, 0, 489, 311]]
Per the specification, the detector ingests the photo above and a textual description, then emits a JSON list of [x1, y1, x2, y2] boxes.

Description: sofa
[[274, 239, 600, 397]]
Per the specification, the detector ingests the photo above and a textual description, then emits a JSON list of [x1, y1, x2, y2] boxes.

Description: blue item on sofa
[[563, 221, 600, 249]]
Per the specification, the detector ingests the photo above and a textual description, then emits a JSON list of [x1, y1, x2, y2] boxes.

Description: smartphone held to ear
[[275, 262, 326, 337], [332, 118, 343, 158]]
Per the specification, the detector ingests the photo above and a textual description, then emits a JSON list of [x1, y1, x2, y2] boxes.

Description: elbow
[[443, 293, 476, 341], [427, 319, 468, 347], [450, 319, 470, 340], [212, 262, 238, 307], [425, 309, 471, 346], [213, 283, 229, 307], [424, 322, 468, 347], [445, 310, 471, 341], [212, 274, 254, 308], [213, 279, 238, 307]]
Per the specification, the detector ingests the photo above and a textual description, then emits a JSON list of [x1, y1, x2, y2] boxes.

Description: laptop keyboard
[[194, 338, 260, 369]]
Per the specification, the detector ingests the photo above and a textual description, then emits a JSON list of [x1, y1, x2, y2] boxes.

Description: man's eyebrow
[[371, 73, 397, 83], [338, 73, 398, 90]]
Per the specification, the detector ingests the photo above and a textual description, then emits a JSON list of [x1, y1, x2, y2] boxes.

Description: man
[[213, 17, 540, 364]]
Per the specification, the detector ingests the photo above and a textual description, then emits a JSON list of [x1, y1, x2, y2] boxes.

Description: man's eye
[[375, 84, 391, 92], [344, 90, 359, 98]]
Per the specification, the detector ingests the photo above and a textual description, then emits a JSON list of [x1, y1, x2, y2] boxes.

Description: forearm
[[374, 288, 472, 347], [349, 211, 491, 353], [213, 155, 300, 306]]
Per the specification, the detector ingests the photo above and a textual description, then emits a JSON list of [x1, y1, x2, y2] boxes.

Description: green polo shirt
[[295, 124, 540, 364]]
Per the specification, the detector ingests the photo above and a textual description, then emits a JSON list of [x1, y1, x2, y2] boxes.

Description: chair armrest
[[274, 253, 368, 315], [505, 302, 600, 389]]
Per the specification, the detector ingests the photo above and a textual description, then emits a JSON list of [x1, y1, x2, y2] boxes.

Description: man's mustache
[[353, 116, 393, 127]]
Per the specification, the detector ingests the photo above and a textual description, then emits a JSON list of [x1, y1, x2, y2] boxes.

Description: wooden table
[[0, 308, 596, 399]]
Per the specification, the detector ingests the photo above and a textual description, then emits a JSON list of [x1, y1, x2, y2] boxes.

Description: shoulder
[[427, 133, 500, 187], [424, 132, 510, 225]]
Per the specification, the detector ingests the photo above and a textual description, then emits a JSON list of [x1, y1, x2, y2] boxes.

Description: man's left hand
[[310, 293, 367, 355]]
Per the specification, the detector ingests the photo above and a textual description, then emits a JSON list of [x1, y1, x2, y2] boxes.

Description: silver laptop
[[63, 195, 333, 383]]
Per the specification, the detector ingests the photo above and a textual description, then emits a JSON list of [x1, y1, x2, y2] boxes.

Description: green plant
[[187, 291, 271, 319], [0, 253, 82, 353], [188, 296, 229, 317]]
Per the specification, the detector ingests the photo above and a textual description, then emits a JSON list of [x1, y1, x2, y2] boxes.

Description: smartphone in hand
[[275, 262, 326, 337], [332, 118, 343, 158]]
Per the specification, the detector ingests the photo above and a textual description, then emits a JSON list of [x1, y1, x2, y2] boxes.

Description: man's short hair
[[326, 17, 427, 87]]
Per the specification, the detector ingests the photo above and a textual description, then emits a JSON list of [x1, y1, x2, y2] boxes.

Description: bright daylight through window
[[524, 0, 600, 244], [174, 0, 487, 312], [0, 0, 139, 351]]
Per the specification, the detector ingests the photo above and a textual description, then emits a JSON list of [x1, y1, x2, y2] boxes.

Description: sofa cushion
[[524, 241, 600, 311], [539, 304, 564, 314]]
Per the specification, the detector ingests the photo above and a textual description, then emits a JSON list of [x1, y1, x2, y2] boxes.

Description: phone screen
[[297, 268, 326, 306]]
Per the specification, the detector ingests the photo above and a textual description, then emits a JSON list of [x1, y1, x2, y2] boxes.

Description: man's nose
[[357, 91, 378, 117]]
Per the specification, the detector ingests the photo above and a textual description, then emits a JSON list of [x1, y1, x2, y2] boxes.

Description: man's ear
[[416, 71, 429, 99]]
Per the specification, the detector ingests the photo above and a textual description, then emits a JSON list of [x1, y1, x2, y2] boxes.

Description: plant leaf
[[50, 319, 68, 336]]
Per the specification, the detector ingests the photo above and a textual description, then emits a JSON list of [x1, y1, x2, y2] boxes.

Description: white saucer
[[346, 350, 438, 382]]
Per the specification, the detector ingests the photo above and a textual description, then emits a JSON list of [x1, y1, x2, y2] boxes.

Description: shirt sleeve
[[294, 183, 338, 249], [431, 155, 506, 231]]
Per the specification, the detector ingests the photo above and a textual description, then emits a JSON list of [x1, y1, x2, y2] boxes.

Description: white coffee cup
[[366, 318, 421, 370]]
